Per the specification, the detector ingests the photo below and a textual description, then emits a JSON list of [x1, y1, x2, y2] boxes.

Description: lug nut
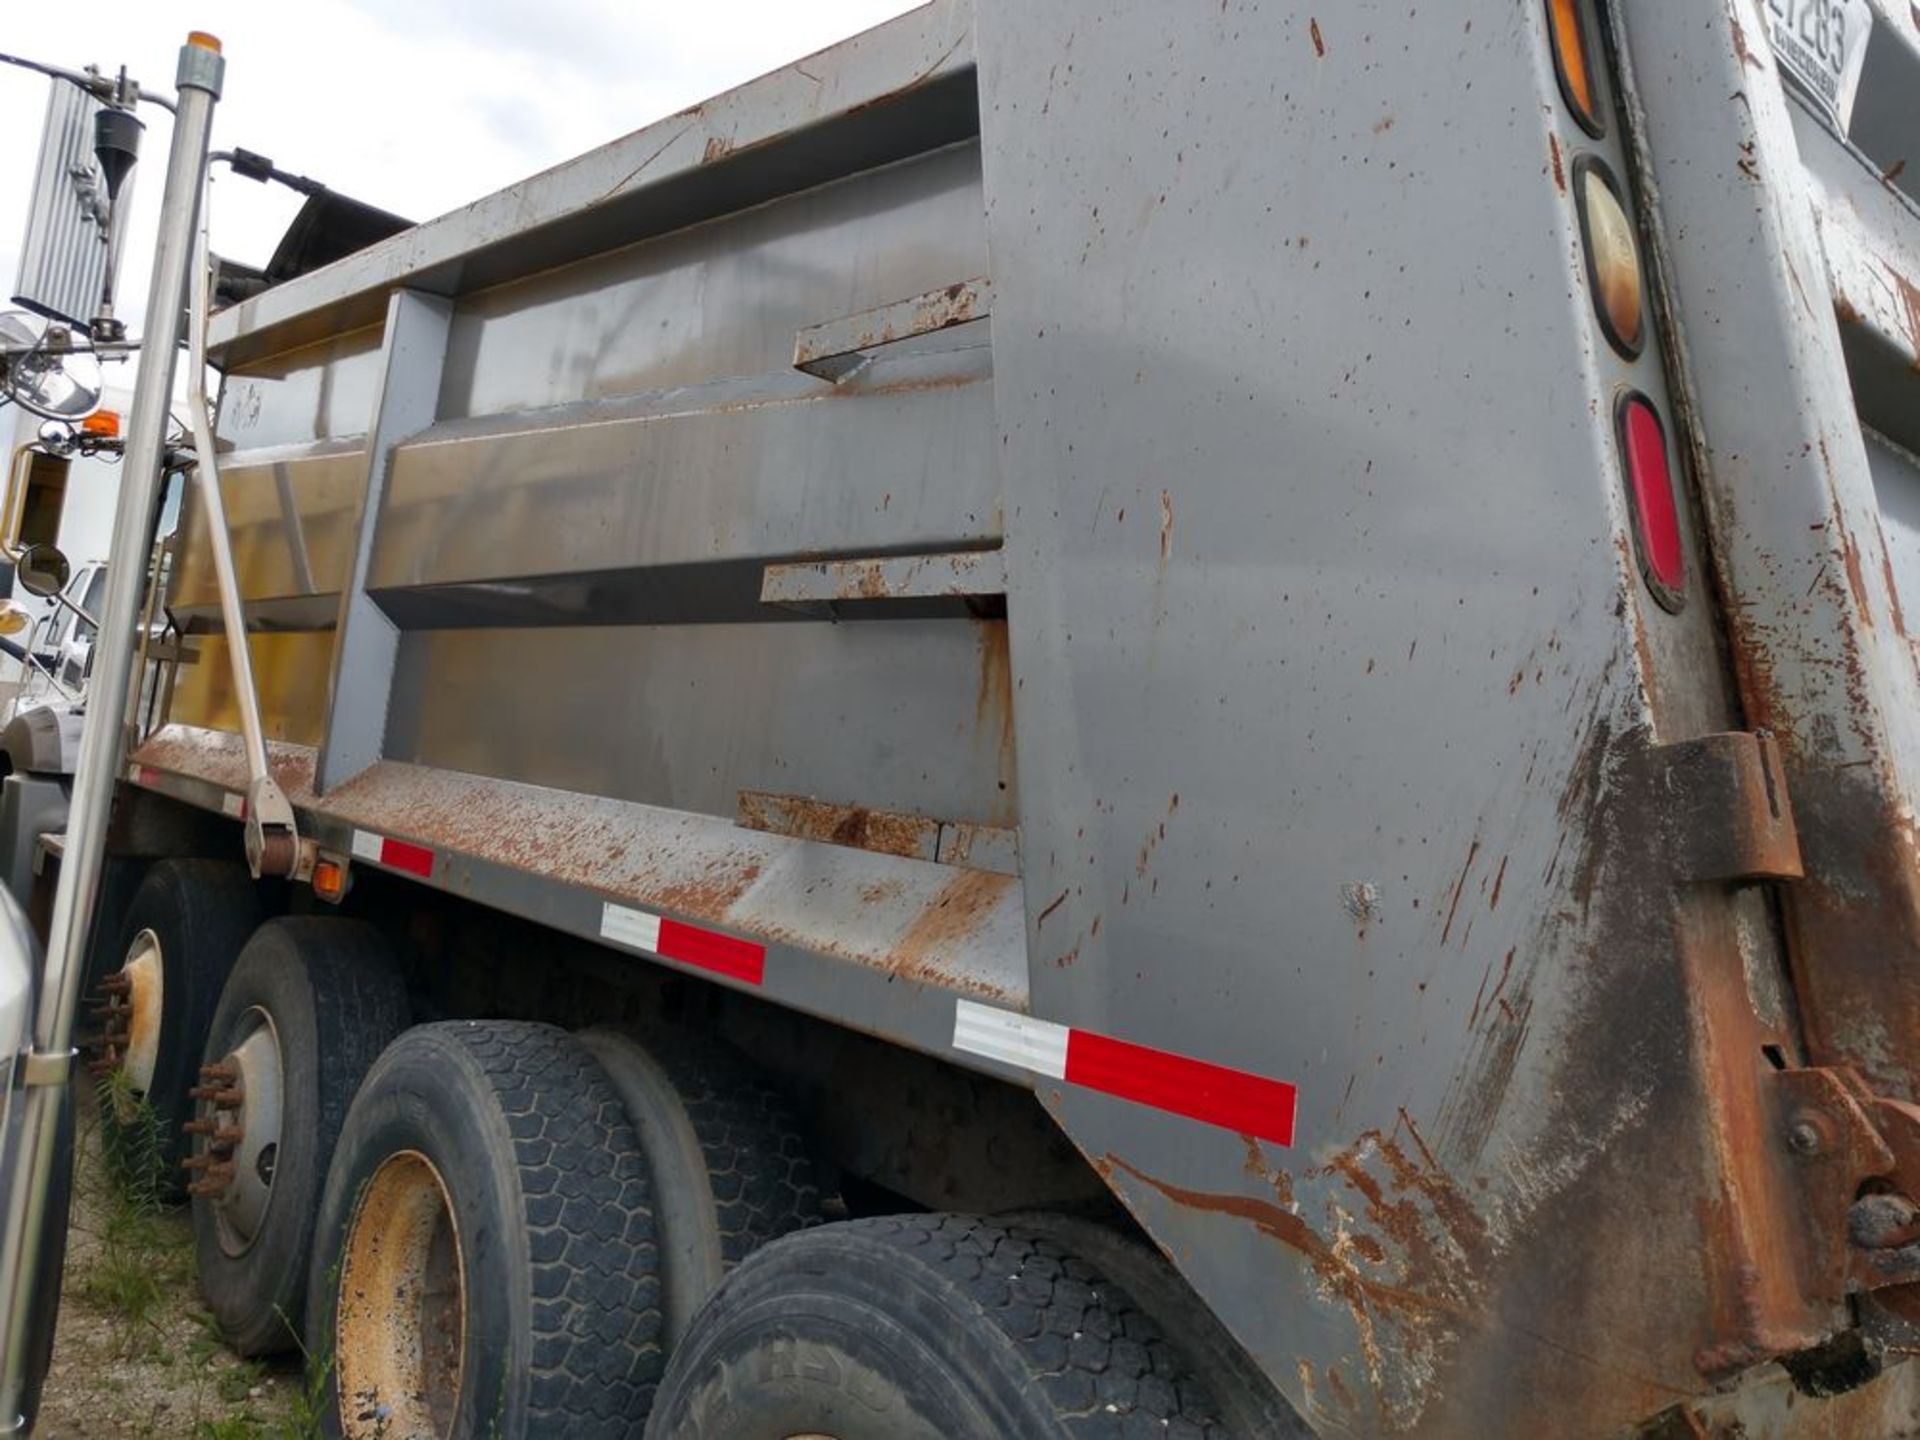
[[199, 1061, 238, 1084], [187, 1085, 244, 1109], [99, 973, 132, 996], [186, 1166, 235, 1199]]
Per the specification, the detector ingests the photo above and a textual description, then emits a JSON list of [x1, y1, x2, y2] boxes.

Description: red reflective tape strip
[[656, 917, 765, 986], [379, 838, 435, 879], [1064, 1029, 1298, 1147], [136, 767, 162, 787]]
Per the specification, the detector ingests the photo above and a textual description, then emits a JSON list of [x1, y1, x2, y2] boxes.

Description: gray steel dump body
[[126, 2, 1920, 1434]]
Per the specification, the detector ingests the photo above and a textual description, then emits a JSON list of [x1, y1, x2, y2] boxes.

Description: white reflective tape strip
[[220, 792, 245, 819], [600, 901, 663, 954], [953, 1000, 1069, 1080], [350, 830, 383, 863]]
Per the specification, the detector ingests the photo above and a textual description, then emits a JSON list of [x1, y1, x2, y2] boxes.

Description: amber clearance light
[[1546, 0, 1605, 136]]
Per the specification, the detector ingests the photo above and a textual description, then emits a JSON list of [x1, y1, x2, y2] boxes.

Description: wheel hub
[[85, 928, 163, 1098], [184, 1006, 283, 1256], [335, 1149, 467, 1440]]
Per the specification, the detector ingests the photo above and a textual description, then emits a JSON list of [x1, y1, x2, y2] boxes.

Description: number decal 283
[[1766, 0, 1848, 73]]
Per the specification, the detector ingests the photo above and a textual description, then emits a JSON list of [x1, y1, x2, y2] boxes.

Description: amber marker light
[[1546, 0, 1605, 136]]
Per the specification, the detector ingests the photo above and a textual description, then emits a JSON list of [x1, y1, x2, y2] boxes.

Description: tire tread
[[436, 1021, 664, 1429], [860, 1214, 1229, 1439], [641, 1034, 821, 1262]]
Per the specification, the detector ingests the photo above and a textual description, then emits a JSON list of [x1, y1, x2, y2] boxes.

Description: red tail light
[[1618, 394, 1686, 610]]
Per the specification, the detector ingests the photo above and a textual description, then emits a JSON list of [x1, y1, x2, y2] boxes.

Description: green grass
[[95, 1068, 177, 1209], [65, 1075, 318, 1436], [80, 1076, 193, 1356]]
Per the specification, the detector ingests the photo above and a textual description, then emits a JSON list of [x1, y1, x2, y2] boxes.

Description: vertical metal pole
[[185, 196, 299, 877], [0, 34, 223, 1431]]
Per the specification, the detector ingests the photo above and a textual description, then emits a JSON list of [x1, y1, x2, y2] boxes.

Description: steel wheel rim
[[336, 1149, 467, 1440], [119, 927, 163, 1095], [210, 1007, 284, 1256]]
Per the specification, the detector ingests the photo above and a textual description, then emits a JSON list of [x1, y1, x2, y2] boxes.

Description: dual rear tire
[[139, 872, 1252, 1438], [301, 1022, 827, 1435], [644, 1214, 1234, 1440], [302, 1037, 1239, 1440], [307, 1021, 666, 1436]]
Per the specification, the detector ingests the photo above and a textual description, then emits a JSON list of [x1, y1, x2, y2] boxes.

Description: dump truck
[[8, 0, 1920, 1435]]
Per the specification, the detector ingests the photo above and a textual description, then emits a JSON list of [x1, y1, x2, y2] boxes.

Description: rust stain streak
[[1467, 957, 1493, 1031], [1106, 1154, 1459, 1319], [884, 868, 1018, 987], [1396, 1108, 1442, 1174], [1484, 947, 1517, 1019], [1894, 266, 1920, 361], [1440, 839, 1481, 946]]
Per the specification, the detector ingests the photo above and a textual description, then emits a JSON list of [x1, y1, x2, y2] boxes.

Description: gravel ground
[[32, 1109, 309, 1439]]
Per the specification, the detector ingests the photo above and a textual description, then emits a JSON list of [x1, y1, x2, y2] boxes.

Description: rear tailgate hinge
[[1635, 731, 1803, 883]]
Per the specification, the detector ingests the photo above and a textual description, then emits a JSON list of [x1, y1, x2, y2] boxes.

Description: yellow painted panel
[[167, 631, 335, 748]]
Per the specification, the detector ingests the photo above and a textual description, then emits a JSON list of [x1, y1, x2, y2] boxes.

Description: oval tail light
[[1618, 393, 1687, 611], [1576, 157, 1646, 359]]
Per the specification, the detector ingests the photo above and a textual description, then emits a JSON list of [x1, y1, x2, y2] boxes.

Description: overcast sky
[[1, 0, 917, 348]]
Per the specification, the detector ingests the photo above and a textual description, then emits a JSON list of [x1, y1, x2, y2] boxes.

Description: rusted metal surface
[[1075, 700, 1904, 1434], [793, 276, 992, 381], [1627, 0, 1920, 1118], [334, 1149, 466, 1439], [738, 789, 1019, 877], [1641, 1357, 1920, 1439], [131, 726, 1030, 1010], [738, 789, 943, 861], [1627, 732, 1803, 882], [759, 547, 1006, 611], [935, 818, 1021, 877], [1763, 1067, 1897, 1310]]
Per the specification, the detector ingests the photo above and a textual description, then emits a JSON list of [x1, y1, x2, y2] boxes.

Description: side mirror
[[17, 544, 70, 600]]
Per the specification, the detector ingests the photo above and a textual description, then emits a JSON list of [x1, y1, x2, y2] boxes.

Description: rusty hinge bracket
[[1765, 1066, 1895, 1305], [1849, 1097, 1920, 1302], [1636, 731, 1802, 882]]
